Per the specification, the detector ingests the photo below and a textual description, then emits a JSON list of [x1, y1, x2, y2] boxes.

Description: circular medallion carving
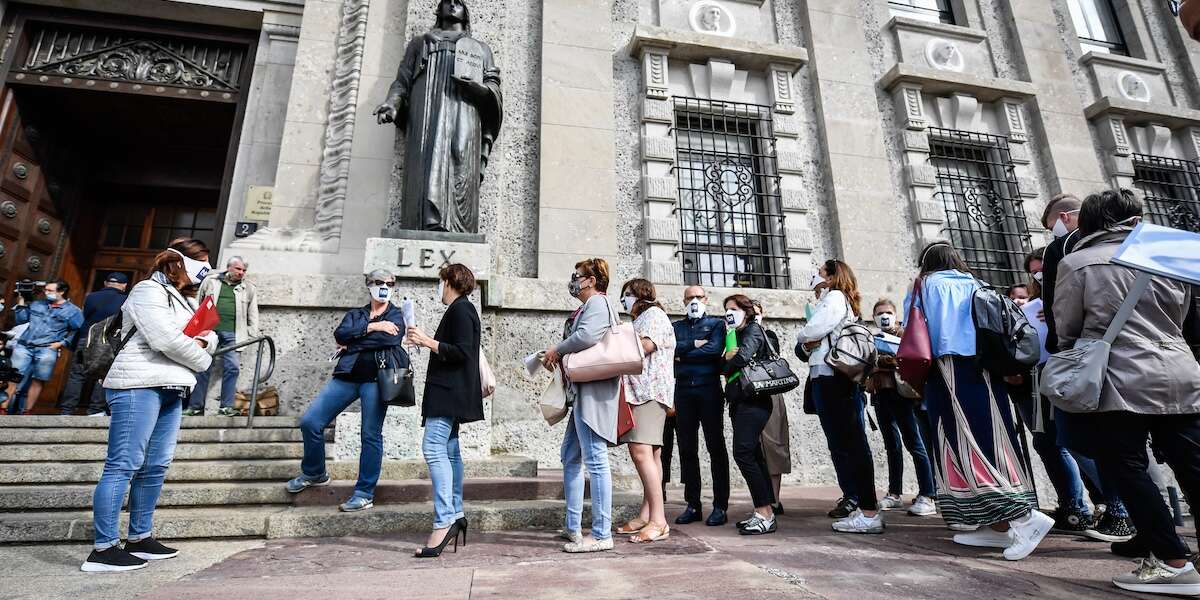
[[925, 38, 965, 72], [26, 255, 41, 273], [0, 201, 16, 218], [1117, 71, 1151, 102], [12, 163, 28, 180], [689, 1, 736, 37], [36, 218, 51, 234]]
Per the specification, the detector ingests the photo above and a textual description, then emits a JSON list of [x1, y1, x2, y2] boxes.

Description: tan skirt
[[760, 394, 792, 475], [619, 401, 668, 446]]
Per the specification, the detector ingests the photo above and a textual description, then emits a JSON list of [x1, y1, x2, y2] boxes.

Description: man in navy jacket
[[60, 273, 128, 415], [670, 285, 730, 526]]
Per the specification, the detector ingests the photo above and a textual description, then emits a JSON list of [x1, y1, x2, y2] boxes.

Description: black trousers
[[1084, 411, 1200, 561], [662, 415, 676, 484], [813, 374, 878, 511], [57, 352, 107, 415], [675, 383, 730, 510], [729, 387, 775, 509]]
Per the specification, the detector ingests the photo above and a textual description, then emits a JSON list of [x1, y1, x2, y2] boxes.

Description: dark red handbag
[[617, 384, 636, 439], [897, 277, 933, 390]]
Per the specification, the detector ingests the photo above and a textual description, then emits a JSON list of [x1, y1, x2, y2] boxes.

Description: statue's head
[[435, 0, 471, 32], [700, 6, 722, 31]]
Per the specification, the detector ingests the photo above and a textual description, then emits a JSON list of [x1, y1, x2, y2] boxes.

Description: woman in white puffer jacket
[[81, 238, 218, 573]]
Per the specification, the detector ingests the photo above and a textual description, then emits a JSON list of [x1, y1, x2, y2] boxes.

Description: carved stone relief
[[924, 38, 964, 73], [689, 1, 736, 37], [1116, 71, 1151, 103]]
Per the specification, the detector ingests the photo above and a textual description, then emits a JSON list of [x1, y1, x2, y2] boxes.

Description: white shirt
[[797, 290, 854, 377]]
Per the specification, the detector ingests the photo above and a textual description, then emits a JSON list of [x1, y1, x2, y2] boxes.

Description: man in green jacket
[[184, 256, 260, 416]]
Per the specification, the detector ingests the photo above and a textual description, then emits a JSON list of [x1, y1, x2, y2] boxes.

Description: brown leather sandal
[[616, 518, 648, 534], [629, 523, 670, 544]]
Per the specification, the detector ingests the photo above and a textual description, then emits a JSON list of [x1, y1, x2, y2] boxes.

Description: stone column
[[800, 1, 911, 302], [1007, 0, 1108, 194], [536, 0, 617, 278]]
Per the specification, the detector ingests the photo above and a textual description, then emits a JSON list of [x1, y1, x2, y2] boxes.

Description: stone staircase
[[0, 416, 638, 544]]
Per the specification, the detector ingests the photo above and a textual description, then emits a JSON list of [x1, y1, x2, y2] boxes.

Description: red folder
[[184, 296, 220, 337]]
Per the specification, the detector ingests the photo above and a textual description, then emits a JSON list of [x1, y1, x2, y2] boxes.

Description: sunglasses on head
[[369, 280, 396, 287]]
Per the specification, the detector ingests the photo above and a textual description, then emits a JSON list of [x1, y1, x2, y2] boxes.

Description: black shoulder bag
[[738, 326, 801, 397], [378, 347, 415, 407]]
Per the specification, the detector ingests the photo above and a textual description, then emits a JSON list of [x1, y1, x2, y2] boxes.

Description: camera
[[14, 279, 45, 301]]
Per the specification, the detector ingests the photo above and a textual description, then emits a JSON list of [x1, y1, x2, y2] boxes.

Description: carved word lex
[[397, 248, 458, 269]]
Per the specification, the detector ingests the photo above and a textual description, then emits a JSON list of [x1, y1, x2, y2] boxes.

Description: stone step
[[0, 476, 568, 510], [0, 415, 301, 429], [0, 456, 537, 484], [0, 495, 642, 543], [0, 427, 325, 444], [4, 442, 308, 462]]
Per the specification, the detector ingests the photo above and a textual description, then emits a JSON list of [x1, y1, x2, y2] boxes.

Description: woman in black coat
[[405, 263, 483, 558]]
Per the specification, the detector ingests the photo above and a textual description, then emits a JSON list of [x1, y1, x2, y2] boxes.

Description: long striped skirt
[[925, 356, 1037, 526]]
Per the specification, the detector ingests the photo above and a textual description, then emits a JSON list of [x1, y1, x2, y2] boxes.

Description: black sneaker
[[80, 547, 148, 572], [124, 537, 179, 560], [738, 514, 778, 536], [1084, 513, 1136, 543], [1050, 508, 1092, 534], [827, 497, 858, 519]]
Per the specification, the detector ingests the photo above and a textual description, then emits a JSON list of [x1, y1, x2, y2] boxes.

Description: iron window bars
[[1132, 154, 1200, 233], [928, 128, 1033, 289], [672, 97, 790, 290], [888, 0, 956, 24], [1067, 0, 1130, 55]]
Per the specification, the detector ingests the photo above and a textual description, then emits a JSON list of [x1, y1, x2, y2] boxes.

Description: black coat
[[422, 295, 484, 423]]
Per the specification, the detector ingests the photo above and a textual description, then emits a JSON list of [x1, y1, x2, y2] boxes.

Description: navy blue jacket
[[672, 315, 726, 388], [332, 303, 408, 376], [74, 287, 127, 349]]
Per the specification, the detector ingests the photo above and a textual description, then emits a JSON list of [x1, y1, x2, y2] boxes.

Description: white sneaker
[[879, 494, 903, 511], [832, 509, 884, 534], [1113, 558, 1200, 595], [1003, 510, 1055, 561], [953, 527, 1012, 548], [948, 522, 979, 532], [908, 496, 937, 517]]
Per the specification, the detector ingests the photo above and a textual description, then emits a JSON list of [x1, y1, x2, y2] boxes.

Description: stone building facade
[[7, 0, 1199, 489]]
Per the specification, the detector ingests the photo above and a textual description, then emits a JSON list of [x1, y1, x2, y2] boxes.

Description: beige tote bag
[[539, 368, 568, 425], [480, 350, 496, 398], [562, 304, 645, 383]]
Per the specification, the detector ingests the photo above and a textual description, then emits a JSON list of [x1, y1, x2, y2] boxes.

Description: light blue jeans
[[561, 408, 612, 541], [422, 416, 465, 529], [92, 387, 184, 550], [299, 378, 386, 499]]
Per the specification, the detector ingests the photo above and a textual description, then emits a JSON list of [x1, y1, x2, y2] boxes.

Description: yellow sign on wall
[[243, 185, 274, 222]]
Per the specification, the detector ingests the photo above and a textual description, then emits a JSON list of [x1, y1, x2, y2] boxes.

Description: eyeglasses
[[369, 280, 396, 287], [570, 272, 591, 281]]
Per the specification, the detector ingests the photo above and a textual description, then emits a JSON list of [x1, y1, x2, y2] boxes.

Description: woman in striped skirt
[[905, 242, 1052, 561]]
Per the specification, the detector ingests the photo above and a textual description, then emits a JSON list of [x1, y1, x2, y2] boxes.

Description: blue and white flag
[[1111, 223, 1200, 286]]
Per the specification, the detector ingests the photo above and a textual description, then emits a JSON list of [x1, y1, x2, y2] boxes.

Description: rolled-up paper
[[523, 351, 546, 380], [401, 298, 416, 328]]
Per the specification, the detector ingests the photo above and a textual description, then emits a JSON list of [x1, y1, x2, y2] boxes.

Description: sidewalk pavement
[[5, 487, 1192, 600]]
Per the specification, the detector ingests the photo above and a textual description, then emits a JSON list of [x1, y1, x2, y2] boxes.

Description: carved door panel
[[0, 88, 63, 310]]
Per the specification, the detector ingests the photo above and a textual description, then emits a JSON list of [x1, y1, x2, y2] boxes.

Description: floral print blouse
[[624, 306, 676, 408]]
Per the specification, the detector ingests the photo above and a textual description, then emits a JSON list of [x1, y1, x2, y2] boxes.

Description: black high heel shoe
[[414, 521, 464, 558], [455, 516, 469, 547]]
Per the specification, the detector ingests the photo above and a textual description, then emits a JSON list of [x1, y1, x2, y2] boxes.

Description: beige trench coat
[[197, 273, 261, 351], [1054, 228, 1200, 415]]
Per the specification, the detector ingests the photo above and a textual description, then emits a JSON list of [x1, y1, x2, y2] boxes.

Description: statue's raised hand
[[374, 102, 398, 125]]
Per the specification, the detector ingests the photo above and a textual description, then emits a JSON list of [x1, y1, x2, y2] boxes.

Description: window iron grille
[[672, 97, 789, 290], [888, 0, 955, 24], [1132, 154, 1200, 233], [928, 128, 1033, 288]]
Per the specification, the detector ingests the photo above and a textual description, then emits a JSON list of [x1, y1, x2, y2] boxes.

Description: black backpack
[[81, 314, 137, 379], [971, 286, 1040, 376]]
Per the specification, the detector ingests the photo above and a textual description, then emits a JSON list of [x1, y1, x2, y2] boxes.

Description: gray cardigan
[[557, 294, 620, 443]]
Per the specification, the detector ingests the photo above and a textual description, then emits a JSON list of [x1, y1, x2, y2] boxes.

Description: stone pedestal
[[364, 231, 493, 281]]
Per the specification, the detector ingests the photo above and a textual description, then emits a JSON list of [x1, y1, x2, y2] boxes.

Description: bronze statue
[[374, 0, 503, 234]]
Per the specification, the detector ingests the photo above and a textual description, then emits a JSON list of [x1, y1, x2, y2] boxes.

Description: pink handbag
[[562, 304, 645, 383]]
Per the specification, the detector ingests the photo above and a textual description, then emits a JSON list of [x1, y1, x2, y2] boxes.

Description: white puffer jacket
[[103, 276, 217, 390]]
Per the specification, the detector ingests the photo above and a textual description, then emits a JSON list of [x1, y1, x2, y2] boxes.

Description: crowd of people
[[55, 188, 1200, 597]]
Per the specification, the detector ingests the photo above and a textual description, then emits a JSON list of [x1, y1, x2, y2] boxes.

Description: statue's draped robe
[[390, 29, 503, 233]]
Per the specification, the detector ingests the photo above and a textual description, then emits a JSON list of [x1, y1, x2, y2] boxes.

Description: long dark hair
[[824, 259, 863, 318], [1078, 188, 1142, 236], [918, 241, 972, 277], [433, 0, 471, 33]]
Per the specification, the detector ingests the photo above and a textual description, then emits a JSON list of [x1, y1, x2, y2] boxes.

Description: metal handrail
[[212, 335, 276, 428]]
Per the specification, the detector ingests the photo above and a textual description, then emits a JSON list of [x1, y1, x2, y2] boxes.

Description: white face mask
[[1051, 210, 1078, 238], [45, 292, 58, 303], [437, 280, 446, 303], [754, 314, 763, 324], [686, 299, 706, 319], [725, 309, 745, 329], [167, 248, 212, 285], [1032, 271, 1043, 284], [370, 285, 393, 303], [621, 295, 637, 313], [808, 271, 825, 291], [1115, 215, 1141, 227], [874, 312, 895, 329]]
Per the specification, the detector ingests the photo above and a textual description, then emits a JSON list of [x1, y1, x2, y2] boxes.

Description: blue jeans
[[299, 378, 387, 499], [188, 331, 240, 410], [561, 407, 612, 540], [422, 416, 465, 528], [12, 343, 59, 381], [1011, 390, 1090, 515], [874, 389, 937, 498], [92, 387, 184, 549]]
